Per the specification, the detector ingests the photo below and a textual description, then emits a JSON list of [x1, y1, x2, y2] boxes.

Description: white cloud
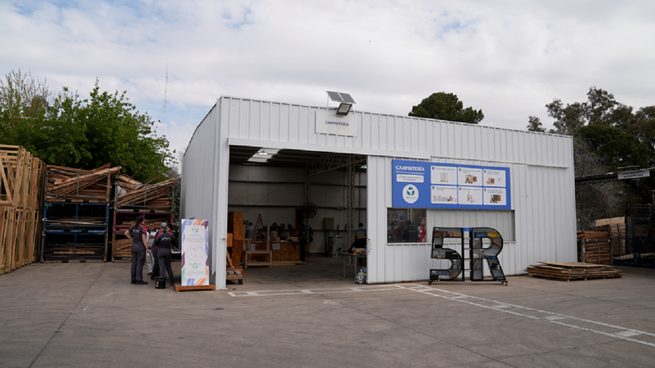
[[2, 0, 655, 155]]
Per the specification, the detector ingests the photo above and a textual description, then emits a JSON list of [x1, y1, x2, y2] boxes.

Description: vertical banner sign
[[392, 160, 511, 210], [181, 219, 209, 286]]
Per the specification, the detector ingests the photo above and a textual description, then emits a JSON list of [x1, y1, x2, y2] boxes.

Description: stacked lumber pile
[[596, 219, 627, 257], [577, 229, 612, 265], [0, 145, 46, 275], [115, 174, 177, 210], [527, 261, 622, 281], [46, 164, 121, 202]]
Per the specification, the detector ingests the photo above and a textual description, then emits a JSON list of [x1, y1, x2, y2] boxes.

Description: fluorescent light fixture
[[248, 148, 279, 163], [336, 102, 352, 116]]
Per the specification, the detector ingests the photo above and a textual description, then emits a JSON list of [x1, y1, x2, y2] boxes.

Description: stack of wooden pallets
[[0, 145, 46, 275], [46, 164, 120, 202], [111, 175, 177, 261], [526, 261, 622, 281], [42, 164, 120, 262], [114, 175, 177, 210], [577, 229, 612, 265]]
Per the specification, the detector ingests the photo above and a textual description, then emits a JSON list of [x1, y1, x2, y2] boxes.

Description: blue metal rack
[[42, 202, 109, 261]]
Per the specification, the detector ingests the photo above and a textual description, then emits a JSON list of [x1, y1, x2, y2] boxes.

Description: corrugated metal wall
[[183, 96, 575, 288]]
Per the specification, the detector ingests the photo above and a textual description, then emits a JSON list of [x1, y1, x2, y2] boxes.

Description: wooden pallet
[[1, 145, 46, 275], [46, 164, 120, 203], [175, 285, 215, 292], [526, 261, 622, 281], [115, 176, 177, 210]]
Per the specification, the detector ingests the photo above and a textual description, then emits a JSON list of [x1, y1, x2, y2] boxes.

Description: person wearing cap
[[155, 223, 175, 287]]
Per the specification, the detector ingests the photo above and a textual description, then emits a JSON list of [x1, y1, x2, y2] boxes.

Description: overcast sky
[[2, 0, 654, 162]]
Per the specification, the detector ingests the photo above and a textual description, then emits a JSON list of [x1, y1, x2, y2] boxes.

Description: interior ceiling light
[[247, 148, 279, 163], [326, 91, 356, 116]]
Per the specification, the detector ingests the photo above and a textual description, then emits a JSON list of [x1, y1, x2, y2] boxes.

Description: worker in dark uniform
[[150, 222, 164, 280], [155, 223, 175, 287], [402, 220, 419, 242], [125, 215, 150, 284]]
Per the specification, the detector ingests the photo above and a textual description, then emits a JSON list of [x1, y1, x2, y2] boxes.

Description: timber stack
[[577, 229, 612, 265], [42, 164, 121, 262], [0, 145, 46, 275], [526, 261, 622, 281], [111, 175, 177, 261]]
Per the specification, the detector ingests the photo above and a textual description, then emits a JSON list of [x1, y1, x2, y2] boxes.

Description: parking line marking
[[227, 284, 405, 297], [399, 284, 655, 349]]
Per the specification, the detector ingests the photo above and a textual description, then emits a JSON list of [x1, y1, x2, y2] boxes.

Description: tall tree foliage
[[0, 69, 51, 144], [0, 70, 173, 182], [529, 87, 655, 224], [409, 92, 484, 124]]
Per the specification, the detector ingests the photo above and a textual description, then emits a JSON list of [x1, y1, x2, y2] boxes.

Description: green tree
[[409, 92, 484, 124], [0, 69, 51, 144], [545, 87, 634, 135], [526, 116, 546, 132], [575, 125, 651, 171], [0, 71, 174, 182]]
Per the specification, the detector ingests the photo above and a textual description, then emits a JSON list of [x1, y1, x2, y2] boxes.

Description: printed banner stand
[[178, 219, 213, 291]]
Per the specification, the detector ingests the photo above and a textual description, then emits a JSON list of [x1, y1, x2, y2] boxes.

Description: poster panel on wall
[[181, 219, 210, 286], [392, 160, 511, 210]]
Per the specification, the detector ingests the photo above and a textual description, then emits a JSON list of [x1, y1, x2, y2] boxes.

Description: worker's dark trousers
[[300, 241, 306, 261], [131, 248, 146, 282], [157, 248, 175, 284], [151, 247, 160, 278]]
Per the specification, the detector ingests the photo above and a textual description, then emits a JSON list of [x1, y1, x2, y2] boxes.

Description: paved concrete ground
[[1, 256, 655, 368]]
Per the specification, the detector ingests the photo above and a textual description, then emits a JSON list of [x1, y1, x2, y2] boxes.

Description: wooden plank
[[175, 285, 215, 292]]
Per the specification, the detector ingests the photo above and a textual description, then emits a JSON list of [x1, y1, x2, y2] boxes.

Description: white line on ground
[[398, 284, 655, 349], [226, 283, 655, 348]]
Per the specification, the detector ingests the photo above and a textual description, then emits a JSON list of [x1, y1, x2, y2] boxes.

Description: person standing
[[155, 223, 175, 287], [402, 220, 419, 242], [150, 223, 164, 280], [146, 223, 157, 275], [245, 222, 254, 239], [125, 215, 149, 284], [355, 223, 366, 240], [298, 222, 313, 262]]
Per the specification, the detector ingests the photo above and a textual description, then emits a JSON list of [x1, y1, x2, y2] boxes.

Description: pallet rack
[[41, 202, 109, 262]]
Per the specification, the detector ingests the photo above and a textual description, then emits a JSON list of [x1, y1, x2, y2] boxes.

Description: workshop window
[[387, 208, 427, 243]]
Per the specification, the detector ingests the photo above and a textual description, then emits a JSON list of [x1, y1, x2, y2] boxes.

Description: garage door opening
[[227, 145, 367, 283]]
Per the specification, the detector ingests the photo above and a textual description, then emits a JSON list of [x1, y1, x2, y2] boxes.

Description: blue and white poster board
[[181, 219, 209, 286], [392, 160, 511, 210]]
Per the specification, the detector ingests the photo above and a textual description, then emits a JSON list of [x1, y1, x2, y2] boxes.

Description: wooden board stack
[[0, 145, 46, 275], [577, 229, 612, 265], [115, 175, 178, 210], [46, 164, 121, 202], [526, 261, 622, 281]]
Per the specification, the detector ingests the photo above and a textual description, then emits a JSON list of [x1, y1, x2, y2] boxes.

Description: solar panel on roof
[[326, 91, 356, 104], [327, 91, 344, 102], [339, 93, 356, 104]]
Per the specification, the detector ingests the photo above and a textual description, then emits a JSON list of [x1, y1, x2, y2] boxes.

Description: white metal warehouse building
[[181, 95, 577, 290]]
